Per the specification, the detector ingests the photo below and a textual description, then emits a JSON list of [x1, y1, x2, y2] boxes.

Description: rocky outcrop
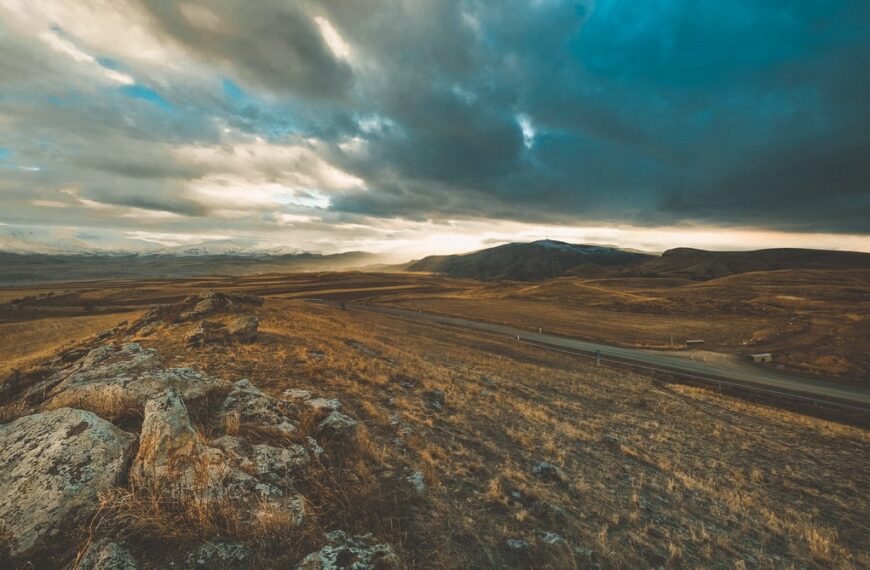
[[226, 315, 259, 343], [42, 343, 230, 422], [186, 320, 225, 346], [222, 379, 298, 436], [177, 291, 262, 322], [0, 408, 136, 560], [186, 315, 259, 346], [297, 531, 399, 570], [0, 335, 385, 567]]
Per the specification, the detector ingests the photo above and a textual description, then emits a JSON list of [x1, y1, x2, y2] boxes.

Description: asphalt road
[[360, 304, 870, 409]]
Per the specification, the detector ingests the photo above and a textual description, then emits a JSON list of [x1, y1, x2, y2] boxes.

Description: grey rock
[[531, 461, 568, 484], [129, 388, 199, 492], [77, 539, 138, 570], [43, 343, 229, 422], [0, 408, 136, 559], [316, 411, 358, 439], [186, 320, 224, 346], [296, 531, 399, 570], [306, 397, 342, 412], [226, 315, 259, 343], [425, 389, 445, 411], [222, 379, 297, 436], [538, 531, 568, 546], [406, 471, 427, 495], [283, 389, 313, 400], [187, 541, 250, 568], [504, 538, 530, 551]]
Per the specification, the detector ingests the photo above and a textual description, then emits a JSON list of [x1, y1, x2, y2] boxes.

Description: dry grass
[[133, 297, 868, 568], [2, 274, 868, 567]]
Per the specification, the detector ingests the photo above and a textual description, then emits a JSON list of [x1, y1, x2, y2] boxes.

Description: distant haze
[[1, 1, 868, 255]]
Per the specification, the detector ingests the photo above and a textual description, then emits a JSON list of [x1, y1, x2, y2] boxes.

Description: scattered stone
[[391, 373, 418, 389], [425, 389, 445, 411], [504, 538, 530, 552], [538, 531, 568, 546], [187, 541, 251, 568], [406, 471, 427, 495], [296, 531, 399, 570], [316, 411, 358, 440], [532, 501, 568, 522], [77, 539, 138, 570], [345, 340, 378, 357], [0, 408, 136, 560], [531, 461, 568, 484]]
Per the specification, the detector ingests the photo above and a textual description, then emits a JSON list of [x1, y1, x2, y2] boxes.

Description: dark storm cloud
[[137, 1, 355, 99], [1, 0, 868, 245]]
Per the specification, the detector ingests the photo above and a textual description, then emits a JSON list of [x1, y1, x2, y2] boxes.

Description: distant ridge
[[407, 240, 651, 281], [0, 251, 380, 284], [409, 241, 870, 282], [616, 247, 870, 281]]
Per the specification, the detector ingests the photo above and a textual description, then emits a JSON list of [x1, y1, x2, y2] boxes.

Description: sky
[[1, 0, 869, 257]]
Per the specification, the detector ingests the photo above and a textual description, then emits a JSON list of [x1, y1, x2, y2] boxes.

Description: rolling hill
[[410, 240, 870, 282], [407, 240, 650, 281], [613, 247, 870, 281]]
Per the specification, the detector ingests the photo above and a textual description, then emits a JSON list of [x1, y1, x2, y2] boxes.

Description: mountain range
[[3, 232, 869, 284], [407, 240, 870, 281]]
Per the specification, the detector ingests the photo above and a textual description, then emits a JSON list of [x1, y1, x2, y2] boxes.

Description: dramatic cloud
[[0, 0, 868, 254]]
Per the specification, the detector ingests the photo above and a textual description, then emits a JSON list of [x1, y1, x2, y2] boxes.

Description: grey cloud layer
[[1, 0, 868, 243]]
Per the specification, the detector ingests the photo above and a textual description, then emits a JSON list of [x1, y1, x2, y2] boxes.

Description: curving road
[[358, 304, 870, 410]]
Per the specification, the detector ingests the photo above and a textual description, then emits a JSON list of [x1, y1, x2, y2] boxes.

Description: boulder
[[211, 436, 309, 486], [226, 315, 259, 343], [296, 531, 399, 570], [315, 411, 358, 440], [406, 471, 427, 495], [178, 291, 262, 322], [186, 320, 225, 346], [425, 389, 445, 411], [222, 380, 298, 437], [77, 539, 138, 570], [129, 389, 199, 492], [282, 389, 341, 412], [531, 461, 568, 484], [0, 408, 136, 560]]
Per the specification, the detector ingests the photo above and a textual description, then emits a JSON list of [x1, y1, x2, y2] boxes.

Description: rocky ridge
[[0, 292, 399, 569]]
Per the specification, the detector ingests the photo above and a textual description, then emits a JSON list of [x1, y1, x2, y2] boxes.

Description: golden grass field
[[1, 271, 868, 567]]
